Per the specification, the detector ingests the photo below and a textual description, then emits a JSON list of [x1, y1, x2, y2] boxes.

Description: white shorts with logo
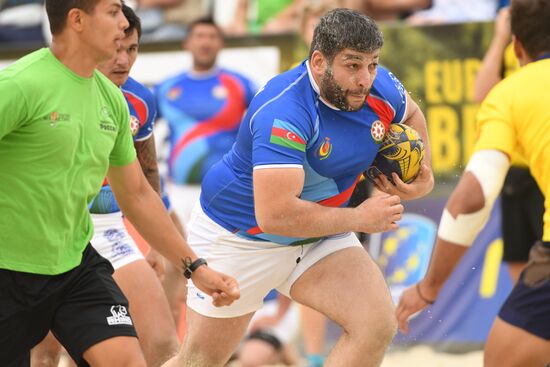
[[186, 204, 362, 318], [90, 212, 144, 270]]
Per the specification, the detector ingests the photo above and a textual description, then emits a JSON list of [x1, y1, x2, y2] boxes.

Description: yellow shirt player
[[473, 6, 544, 284], [397, 1, 550, 367]]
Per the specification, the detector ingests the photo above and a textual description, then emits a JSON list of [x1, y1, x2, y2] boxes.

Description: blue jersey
[[200, 61, 407, 246], [89, 77, 157, 214], [155, 67, 256, 184]]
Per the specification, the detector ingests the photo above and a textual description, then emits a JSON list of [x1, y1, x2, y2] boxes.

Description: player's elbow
[[255, 208, 291, 236]]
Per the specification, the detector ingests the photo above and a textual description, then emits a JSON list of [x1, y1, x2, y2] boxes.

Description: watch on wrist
[[183, 257, 208, 279]]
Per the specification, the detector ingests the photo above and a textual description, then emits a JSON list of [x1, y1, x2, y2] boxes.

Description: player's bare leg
[[162, 309, 253, 367], [82, 336, 146, 366], [113, 260, 179, 366], [484, 317, 550, 367], [301, 306, 327, 366], [31, 332, 64, 367], [290, 247, 396, 367]]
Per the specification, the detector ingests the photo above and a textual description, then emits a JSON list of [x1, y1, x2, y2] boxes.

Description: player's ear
[[512, 35, 529, 66], [310, 50, 327, 74], [67, 8, 85, 32]]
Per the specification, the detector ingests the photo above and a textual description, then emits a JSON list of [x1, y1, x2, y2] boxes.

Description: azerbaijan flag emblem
[[270, 119, 306, 152]]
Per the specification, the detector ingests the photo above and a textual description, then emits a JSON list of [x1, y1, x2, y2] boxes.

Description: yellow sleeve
[[473, 81, 516, 158]]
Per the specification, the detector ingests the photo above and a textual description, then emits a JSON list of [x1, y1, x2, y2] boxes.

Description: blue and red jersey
[[89, 77, 158, 214], [200, 61, 408, 245], [154, 67, 257, 184]]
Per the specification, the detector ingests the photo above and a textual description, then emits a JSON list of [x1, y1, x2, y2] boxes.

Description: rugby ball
[[366, 123, 424, 184]]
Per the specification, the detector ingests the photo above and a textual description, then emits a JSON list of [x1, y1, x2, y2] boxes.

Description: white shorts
[[166, 182, 201, 226], [186, 204, 362, 318], [248, 299, 300, 344], [90, 212, 144, 270]]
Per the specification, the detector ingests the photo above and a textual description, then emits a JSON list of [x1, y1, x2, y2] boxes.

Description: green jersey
[[0, 48, 137, 275]]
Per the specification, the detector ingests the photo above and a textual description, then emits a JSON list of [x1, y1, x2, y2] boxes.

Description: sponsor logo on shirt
[[106, 305, 133, 326], [42, 111, 70, 127], [99, 106, 117, 132]]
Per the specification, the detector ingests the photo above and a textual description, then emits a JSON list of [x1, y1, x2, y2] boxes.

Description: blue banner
[[372, 200, 513, 346]]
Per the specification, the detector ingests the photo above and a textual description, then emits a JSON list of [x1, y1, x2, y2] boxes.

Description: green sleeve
[[109, 90, 137, 166], [0, 78, 28, 141]]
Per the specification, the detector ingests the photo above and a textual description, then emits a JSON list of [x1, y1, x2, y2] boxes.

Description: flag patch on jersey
[[270, 119, 306, 152]]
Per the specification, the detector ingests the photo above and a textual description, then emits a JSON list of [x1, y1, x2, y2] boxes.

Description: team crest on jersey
[[129, 115, 140, 136], [212, 85, 227, 99], [167, 87, 182, 100], [318, 137, 332, 160], [371, 120, 385, 143]]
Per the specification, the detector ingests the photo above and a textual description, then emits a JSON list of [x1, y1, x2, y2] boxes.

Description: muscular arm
[[253, 167, 403, 237], [402, 93, 432, 172], [396, 150, 510, 332], [420, 173, 485, 296], [473, 8, 511, 103], [134, 134, 161, 195]]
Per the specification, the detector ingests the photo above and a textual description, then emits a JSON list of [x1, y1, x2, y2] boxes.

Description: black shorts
[[501, 167, 544, 262], [499, 242, 550, 340], [0, 244, 137, 367]]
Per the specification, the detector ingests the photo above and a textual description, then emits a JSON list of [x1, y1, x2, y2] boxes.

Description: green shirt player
[[0, 0, 239, 365]]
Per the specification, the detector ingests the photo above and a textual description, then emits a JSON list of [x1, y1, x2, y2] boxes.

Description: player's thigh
[[83, 336, 145, 367], [31, 332, 63, 367], [181, 307, 254, 362], [112, 259, 178, 349], [485, 317, 550, 367], [287, 237, 395, 333], [51, 247, 138, 365]]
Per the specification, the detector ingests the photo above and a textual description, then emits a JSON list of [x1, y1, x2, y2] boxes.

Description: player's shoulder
[[0, 49, 53, 87], [155, 70, 191, 90], [249, 63, 316, 127], [218, 67, 253, 82], [122, 77, 154, 102], [372, 66, 405, 93]]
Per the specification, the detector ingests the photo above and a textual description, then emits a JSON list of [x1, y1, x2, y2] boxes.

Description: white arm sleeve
[[437, 150, 510, 246]]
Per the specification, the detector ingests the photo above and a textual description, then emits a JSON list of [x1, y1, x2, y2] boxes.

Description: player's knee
[[352, 308, 397, 347]]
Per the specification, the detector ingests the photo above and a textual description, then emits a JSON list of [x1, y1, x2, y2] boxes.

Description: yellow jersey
[[475, 58, 550, 240]]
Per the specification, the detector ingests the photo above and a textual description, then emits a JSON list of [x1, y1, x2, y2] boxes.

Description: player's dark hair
[[186, 16, 223, 38], [511, 0, 550, 59], [46, 0, 99, 35], [122, 4, 141, 40], [309, 8, 383, 62]]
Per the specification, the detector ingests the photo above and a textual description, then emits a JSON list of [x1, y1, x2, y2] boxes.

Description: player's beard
[[320, 66, 370, 112]]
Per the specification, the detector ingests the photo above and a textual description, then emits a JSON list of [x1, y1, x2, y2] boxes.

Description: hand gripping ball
[[366, 123, 424, 184]]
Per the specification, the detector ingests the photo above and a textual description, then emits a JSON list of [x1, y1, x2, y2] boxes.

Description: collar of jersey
[[188, 66, 220, 80], [306, 60, 340, 111]]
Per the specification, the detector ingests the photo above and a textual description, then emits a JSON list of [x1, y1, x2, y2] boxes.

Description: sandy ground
[[381, 346, 483, 367], [58, 345, 483, 367]]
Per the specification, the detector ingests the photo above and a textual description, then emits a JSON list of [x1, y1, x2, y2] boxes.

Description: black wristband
[[183, 258, 207, 279]]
